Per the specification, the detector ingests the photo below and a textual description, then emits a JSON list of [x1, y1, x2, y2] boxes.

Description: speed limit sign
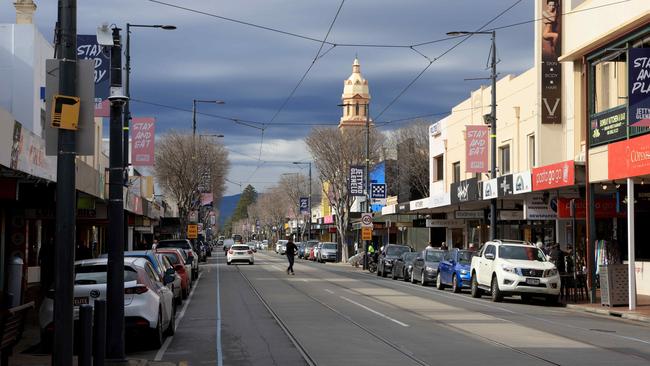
[[361, 213, 373, 228]]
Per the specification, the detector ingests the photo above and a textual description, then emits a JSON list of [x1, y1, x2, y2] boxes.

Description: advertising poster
[[77, 35, 110, 117], [465, 125, 489, 173], [540, 0, 562, 124], [629, 48, 650, 127], [131, 117, 156, 166]]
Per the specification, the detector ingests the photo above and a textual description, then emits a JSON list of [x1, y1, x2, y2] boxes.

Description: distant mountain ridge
[[218, 193, 241, 226]]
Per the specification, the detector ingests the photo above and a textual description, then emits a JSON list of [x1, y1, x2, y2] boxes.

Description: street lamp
[[193, 99, 225, 140], [447, 30, 498, 240], [124, 23, 176, 175], [293, 161, 312, 241]]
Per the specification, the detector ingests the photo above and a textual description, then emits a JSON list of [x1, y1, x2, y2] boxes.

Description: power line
[[372, 0, 524, 122]]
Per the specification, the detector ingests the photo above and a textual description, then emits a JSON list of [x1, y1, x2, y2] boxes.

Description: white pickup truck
[[470, 240, 561, 303]]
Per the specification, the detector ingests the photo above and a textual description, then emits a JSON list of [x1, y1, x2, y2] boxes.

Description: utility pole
[[364, 102, 370, 270], [106, 27, 126, 360], [53, 1, 77, 364]]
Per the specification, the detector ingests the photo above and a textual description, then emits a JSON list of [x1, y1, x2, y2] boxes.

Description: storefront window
[[593, 56, 627, 114], [453, 162, 460, 183]]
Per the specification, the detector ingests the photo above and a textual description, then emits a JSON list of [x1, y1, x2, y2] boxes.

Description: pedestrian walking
[[286, 240, 298, 275]]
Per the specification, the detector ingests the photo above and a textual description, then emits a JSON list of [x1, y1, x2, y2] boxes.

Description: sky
[[1, 0, 547, 195]]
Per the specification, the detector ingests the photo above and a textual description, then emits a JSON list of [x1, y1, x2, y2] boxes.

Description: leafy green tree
[[230, 185, 258, 226]]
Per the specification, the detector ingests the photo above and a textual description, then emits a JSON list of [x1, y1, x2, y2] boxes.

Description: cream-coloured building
[[426, 0, 650, 303]]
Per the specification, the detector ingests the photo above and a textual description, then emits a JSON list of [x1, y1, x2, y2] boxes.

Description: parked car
[[312, 242, 323, 261], [297, 242, 306, 258], [317, 242, 338, 262], [157, 253, 183, 305], [437, 249, 475, 293], [377, 244, 412, 277], [275, 240, 288, 254], [40, 258, 176, 349], [157, 239, 200, 280], [392, 252, 418, 281], [156, 248, 192, 299], [303, 241, 319, 259], [194, 241, 207, 262], [308, 245, 317, 261], [227, 244, 255, 265], [261, 240, 269, 250], [470, 240, 560, 303], [411, 249, 446, 286], [205, 241, 212, 257], [246, 242, 258, 253]]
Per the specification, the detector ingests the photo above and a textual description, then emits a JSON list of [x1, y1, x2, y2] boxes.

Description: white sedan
[[39, 257, 176, 349], [227, 244, 255, 265]]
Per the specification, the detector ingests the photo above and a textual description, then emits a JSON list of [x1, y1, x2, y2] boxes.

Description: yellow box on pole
[[361, 227, 372, 241], [187, 224, 198, 239], [51, 94, 80, 130]]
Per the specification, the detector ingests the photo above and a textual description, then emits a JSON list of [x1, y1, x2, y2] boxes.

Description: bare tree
[[387, 120, 430, 199], [154, 131, 230, 229], [305, 127, 383, 261]]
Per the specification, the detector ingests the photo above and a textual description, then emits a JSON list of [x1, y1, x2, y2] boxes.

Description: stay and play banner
[[629, 48, 650, 127]]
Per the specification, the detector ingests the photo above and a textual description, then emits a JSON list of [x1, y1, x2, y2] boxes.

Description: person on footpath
[[285, 240, 298, 275]]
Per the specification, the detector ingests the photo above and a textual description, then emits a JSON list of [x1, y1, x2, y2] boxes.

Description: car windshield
[[403, 252, 417, 262], [386, 246, 410, 256], [322, 243, 337, 250], [498, 245, 546, 262], [232, 245, 250, 250], [75, 265, 138, 284], [161, 253, 179, 265], [457, 250, 474, 264], [425, 251, 444, 262], [157, 240, 191, 250]]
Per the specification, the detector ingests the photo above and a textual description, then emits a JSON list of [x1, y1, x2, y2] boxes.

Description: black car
[[377, 244, 412, 278], [392, 252, 418, 281], [410, 249, 446, 286]]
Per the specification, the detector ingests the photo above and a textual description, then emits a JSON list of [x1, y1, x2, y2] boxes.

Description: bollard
[[93, 300, 106, 366], [79, 304, 93, 366]]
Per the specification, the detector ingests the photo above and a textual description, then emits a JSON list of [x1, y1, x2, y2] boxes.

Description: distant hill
[[218, 193, 241, 227]]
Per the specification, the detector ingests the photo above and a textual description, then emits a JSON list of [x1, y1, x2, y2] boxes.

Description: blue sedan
[[436, 249, 475, 293]]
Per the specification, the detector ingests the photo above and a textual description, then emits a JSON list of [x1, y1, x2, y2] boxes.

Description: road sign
[[187, 224, 198, 239], [361, 227, 372, 241], [361, 213, 373, 228], [371, 183, 386, 199]]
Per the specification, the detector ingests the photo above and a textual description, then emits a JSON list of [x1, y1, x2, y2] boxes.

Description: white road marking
[[340, 296, 409, 327], [216, 256, 223, 366], [155, 270, 204, 361], [324, 289, 334, 294]]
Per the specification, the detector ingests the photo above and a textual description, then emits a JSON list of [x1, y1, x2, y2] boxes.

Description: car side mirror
[[165, 267, 175, 276], [485, 253, 495, 260], [163, 274, 174, 285]]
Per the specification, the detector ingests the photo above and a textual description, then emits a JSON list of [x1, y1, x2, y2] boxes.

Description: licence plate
[[526, 278, 540, 285], [236, 252, 244, 255], [74, 297, 89, 306]]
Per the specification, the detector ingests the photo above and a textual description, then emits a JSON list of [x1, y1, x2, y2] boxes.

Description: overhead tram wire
[[372, 0, 524, 122]]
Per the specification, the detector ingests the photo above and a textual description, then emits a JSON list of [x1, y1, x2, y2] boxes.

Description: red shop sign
[[557, 198, 619, 218], [608, 133, 650, 180], [532, 161, 575, 191]]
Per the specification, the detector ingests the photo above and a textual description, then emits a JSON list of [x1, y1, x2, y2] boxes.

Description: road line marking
[[324, 289, 334, 294], [340, 296, 409, 327], [216, 253, 223, 366], [154, 271, 203, 361]]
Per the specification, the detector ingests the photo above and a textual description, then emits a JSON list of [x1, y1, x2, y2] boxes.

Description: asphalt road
[[132, 250, 650, 366]]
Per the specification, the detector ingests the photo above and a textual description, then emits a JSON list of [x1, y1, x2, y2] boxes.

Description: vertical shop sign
[[465, 125, 489, 173], [540, 0, 562, 124], [131, 117, 155, 166], [349, 165, 365, 196], [629, 48, 650, 127]]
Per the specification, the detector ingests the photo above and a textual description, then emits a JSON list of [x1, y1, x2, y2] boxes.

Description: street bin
[[7, 255, 24, 307]]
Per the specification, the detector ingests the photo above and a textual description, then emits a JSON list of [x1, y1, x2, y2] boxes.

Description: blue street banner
[[299, 197, 309, 214], [349, 165, 365, 196], [629, 48, 650, 127], [77, 35, 110, 117], [371, 183, 386, 199]]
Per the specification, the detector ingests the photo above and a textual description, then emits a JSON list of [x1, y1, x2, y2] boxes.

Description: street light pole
[[192, 99, 225, 141], [364, 102, 370, 269], [447, 30, 498, 240]]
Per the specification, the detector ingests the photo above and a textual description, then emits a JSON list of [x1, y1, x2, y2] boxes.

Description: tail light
[[228, 250, 233, 254], [247, 250, 253, 254], [174, 264, 185, 273], [125, 285, 149, 295]]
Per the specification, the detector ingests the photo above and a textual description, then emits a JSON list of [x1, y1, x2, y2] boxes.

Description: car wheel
[[410, 270, 416, 284], [436, 272, 444, 290], [249, 260, 254, 265], [226, 261, 231, 265], [182, 287, 188, 300], [452, 274, 461, 293], [392, 269, 397, 280], [521, 294, 532, 303], [164, 304, 176, 337], [382, 266, 387, 278], [545, 295, 559, 305], [491, 275, 503, 302], [421, 271, 427, 286], [403, 269, 409, 282], [377, 265, 381, 276], [150, 310, 164, 349], [470, 273, 482, 298]]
